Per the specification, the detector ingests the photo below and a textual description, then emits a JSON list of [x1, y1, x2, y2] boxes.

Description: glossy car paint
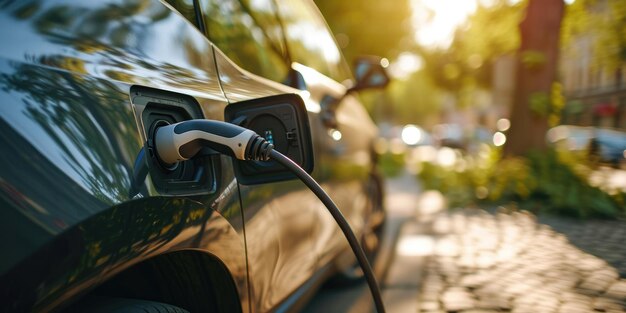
[[0, 0, 381, 312], [214, 50, 324, 311], [215, 53, 377, 312], [0, 0, 248, 311]]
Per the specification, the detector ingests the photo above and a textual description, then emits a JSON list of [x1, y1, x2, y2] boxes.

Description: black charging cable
[[155, 120, 385, 313], [269, 149, 385, 313]]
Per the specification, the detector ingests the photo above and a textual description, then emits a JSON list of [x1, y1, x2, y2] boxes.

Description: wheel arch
[[79, 250, 243, 313], [1, 194, 249, 313]]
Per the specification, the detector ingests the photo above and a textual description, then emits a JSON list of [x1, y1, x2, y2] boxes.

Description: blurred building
[[560, 1, 626, 130]]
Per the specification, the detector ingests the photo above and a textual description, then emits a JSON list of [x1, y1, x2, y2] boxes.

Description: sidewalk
[[385, 172, 626, 313], [538, 215, 626, 277], [302, 170, 425, 313], [381, 172, 443, 312]]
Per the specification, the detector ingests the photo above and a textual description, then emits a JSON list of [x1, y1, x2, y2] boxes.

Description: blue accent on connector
[[264, 130, 274, 145]]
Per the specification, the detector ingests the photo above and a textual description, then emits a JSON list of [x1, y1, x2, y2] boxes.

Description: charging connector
[[154, 119, 385, 313], [155, 120, 273, 164]]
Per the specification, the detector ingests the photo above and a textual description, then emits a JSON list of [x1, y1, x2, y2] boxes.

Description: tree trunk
[[504, 0, 564, 157]]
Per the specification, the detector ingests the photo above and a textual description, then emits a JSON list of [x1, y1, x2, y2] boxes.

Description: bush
[[527, 150, 623, 218], [379, 151, 406, 177], [417, 145, 625, 218]]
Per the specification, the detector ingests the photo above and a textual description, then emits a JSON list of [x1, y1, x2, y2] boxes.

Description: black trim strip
[[192, 0, 207, 34]]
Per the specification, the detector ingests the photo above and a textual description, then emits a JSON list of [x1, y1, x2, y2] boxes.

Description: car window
[[163, 0, 200, 30], [274, 0, 351, 82], [199, 0, 289, 83]]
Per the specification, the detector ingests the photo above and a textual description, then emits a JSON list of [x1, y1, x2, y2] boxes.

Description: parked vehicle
[[0, 0, 388, 312], [547, 125, 626, 167], [432, 123, 466, 150]]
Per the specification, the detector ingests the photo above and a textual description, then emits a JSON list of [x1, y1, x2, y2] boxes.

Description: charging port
[[130, 86, 217, 195]]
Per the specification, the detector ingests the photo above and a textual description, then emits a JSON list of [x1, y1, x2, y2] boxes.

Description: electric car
[[0, 0, 388, 312]]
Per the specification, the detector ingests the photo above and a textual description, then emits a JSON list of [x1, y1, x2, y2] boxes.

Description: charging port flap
[[224, 94, 314, 185]]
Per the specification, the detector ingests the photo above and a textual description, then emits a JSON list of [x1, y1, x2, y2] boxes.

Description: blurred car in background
[[433, 123, 466, 150], [547, 125, 626, 167]]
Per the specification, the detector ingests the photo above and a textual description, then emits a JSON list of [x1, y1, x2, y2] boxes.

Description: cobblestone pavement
[[538, 215, 626, 277], [304, 171, 626, 313], [415, 209, 626, 313]]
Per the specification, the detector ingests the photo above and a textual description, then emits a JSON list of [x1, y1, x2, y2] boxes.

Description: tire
[[67, 296, 190, 313]]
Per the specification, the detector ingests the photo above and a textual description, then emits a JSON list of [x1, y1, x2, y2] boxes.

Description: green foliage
[[418, 0, 525, 94], [561, 0, 591, 46], [378, 151, 406, 178], [490, 156, 536, 201], [419, 162, 473, 207], [562, 0, 626, 71], [529, 92, 551, 116], [594, 0, 626, 70], [549, 82, 565, 126], [528, 82, 566, 123], [314, 0, 439, 125], [419, 146, 513, 208], [384, 69, 443, 125], [418, 146, 625, 218], [527, 150, 621, 218], [313, 0, 413, 64], [520, 50, 547, 69], [460, 0, 524, 63]]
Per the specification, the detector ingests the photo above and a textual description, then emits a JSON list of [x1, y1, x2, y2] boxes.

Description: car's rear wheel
[[67, 296, 190, 313]]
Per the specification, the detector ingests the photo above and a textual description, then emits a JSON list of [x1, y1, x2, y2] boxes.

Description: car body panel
[[0, 0, 249, 311], [0, 0, 383, 312], [214, 51, 377, 311], [214, 49, 322, 312], [290, 63, 376, 268]]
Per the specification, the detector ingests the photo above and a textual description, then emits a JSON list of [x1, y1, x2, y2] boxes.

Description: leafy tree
[[315, 0, 432, 126], [313, 0, 414, 64], [562, 0, 626, 71], [385, 70, 442, 126], [504, 0, 564, 156], [418, 1, 524, 107], [597, 0, 626, 70], [415, 0, 565, 155]]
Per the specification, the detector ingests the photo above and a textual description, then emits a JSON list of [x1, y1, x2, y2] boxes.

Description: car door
[[274, 0, 378, 268], [195, 0, 322, 311], [0, 0, 250, 311]]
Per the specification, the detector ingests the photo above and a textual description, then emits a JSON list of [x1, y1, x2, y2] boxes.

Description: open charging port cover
[[224, 93, 314, 185]]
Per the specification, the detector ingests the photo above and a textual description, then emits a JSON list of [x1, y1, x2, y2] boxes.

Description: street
[[305, 170, 626, 312]]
